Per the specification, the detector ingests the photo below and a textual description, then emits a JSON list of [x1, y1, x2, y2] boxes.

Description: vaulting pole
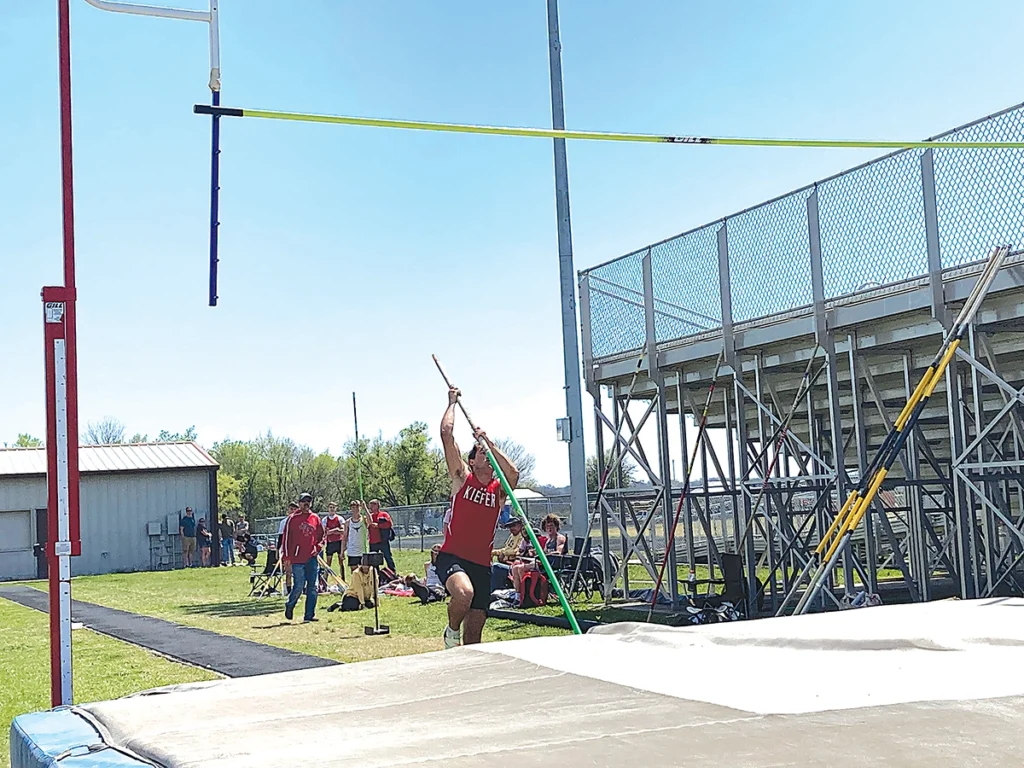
[[780, 245, 1011, 616]]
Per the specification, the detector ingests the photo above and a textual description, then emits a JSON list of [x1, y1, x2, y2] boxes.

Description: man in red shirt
[[367, 499, 396, 573], [281, 492, 326, 622], [437, 385, 519, 649]]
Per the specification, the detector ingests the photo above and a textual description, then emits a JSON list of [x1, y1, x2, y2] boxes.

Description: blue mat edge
[[10, 709, 148, 768]]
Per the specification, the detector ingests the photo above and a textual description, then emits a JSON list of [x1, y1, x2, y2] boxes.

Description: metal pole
[[545, 0, 587, 539]]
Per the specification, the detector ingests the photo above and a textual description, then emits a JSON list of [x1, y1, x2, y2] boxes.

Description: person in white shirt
[[345, 500, 366, 571]]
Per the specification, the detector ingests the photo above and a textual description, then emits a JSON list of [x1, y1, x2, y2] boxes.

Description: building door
[[34, 509, 48, 579]]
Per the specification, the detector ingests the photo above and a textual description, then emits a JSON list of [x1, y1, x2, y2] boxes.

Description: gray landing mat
[[0, 584, 338, 677]]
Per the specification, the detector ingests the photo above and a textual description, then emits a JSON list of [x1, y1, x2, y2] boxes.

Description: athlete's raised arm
[[441, 386, 469, 495]]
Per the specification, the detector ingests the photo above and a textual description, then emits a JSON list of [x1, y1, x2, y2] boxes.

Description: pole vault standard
[[432, 355, 583, 635], [82, 0, 222, 306], [44, 0, 83, 709]]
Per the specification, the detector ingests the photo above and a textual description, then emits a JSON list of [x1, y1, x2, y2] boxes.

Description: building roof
[[512, 488, 545, 500], [0, 441, 218, 477]]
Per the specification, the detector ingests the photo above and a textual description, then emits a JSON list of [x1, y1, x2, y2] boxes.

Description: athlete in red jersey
[[437, 385, 520, 649], [322, 502, 347, 578]]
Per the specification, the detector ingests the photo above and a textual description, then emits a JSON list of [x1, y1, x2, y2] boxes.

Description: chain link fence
[[583, 102, 1024, 358]]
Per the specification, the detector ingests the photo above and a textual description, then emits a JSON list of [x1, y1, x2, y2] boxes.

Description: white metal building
[[0, 442, 218, 581]]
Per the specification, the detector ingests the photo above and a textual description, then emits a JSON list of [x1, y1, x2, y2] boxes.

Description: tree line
[[8, 417, 636, 521], [211, 424, 538, 525], [7, 417, 197, 448]]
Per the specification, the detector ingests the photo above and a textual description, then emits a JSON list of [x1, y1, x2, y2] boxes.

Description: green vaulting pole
[[432, 354, 583, 635], [353, 392, 367, 552]]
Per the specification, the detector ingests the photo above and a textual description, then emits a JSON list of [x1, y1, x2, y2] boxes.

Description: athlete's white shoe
[[443, 625, 461, 649]]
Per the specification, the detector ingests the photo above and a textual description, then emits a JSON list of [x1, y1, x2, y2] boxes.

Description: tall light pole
[[546, 0, 588, 536]]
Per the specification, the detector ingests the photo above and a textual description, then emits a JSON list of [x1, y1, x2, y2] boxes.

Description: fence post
[[717, 222, 735, 369], [921, 149, 946, 326], [807, 186, 827, 344]]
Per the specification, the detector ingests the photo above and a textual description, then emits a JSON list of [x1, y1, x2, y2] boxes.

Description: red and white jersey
[[323, 514, 345, 542], [440, 472, 504, 566]]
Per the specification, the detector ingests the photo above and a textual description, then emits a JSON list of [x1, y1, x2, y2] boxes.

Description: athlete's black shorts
[[434, 551, 492, 611], [325, 540, 342, 557]]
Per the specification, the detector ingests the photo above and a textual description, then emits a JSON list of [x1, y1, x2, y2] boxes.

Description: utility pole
[[546, 0, 587, 537]]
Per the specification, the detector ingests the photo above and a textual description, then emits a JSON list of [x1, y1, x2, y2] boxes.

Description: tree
[[493, 437, 536, 488], [218, 471, 242, 512], [127, 433, 149, 444], [14, 434, 43, 448], [84, 417, 125, 445], [586, 450, 637, 493], [157, 426, 197, 442]]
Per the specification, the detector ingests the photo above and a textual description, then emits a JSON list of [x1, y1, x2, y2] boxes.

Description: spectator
[[281, 492, 325, 623], [179, 507, 197, 568], [196, 517, 213, 567], [367, 499, 396, 572], [425, 544, 442, 587], [511, 514, 567, 593], [337, 556, 376, 611], [239, 533, 258, 567], [235, 513, 249, 539], [322, 501, 347, 578], [220, 514, 236, 566], [490, 517, 525, 592], [404, 571, 446, 604], [345, 500, 366, 572]]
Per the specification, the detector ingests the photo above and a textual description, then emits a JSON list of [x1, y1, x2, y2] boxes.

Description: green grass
[[21, 549, 569, 668], [0, 597, 215, 768]]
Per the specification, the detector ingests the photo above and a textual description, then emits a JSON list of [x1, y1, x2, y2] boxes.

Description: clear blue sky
[[2, 1, 1022, 485]]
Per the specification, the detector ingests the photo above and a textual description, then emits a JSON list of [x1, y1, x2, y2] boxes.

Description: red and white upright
[[43, 0, 82, 709]]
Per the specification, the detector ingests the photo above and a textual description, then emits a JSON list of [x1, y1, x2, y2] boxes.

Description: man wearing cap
[[281, 493, 325, 622]]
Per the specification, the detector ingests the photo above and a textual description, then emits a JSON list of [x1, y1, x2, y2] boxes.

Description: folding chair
[[249, 548, 284, 597]]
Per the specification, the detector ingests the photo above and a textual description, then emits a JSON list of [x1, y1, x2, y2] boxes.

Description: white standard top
[[277, 517, 287, 535], [346, 517, 364, 557]]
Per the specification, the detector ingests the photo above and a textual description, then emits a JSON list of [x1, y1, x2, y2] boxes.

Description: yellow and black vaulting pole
[[778, 245, 1011, 616]]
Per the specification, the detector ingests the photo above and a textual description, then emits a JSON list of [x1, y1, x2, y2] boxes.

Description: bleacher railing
[[580, 103, 1024, 360]]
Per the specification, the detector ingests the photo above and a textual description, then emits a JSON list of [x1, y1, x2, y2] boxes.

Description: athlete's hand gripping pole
[[432, 354, 583, 635]]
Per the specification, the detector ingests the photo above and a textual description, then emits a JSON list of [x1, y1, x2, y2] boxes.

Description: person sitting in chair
[[511, 514, 567, 593], [490, 518, 526, 593]]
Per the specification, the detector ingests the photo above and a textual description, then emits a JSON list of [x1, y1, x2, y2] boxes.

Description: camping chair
[[249, 548, 284, 597], [554, 537, 605, 602], [698, 553, 763, 616]]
